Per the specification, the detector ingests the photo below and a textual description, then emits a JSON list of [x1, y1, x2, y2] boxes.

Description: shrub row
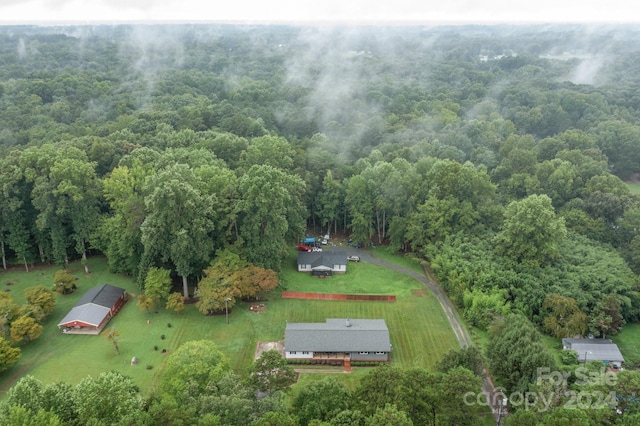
[[351, 361, 387, 367]]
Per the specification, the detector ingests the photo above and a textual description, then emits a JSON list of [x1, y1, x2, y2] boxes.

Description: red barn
[[57, 284, 128, 334]]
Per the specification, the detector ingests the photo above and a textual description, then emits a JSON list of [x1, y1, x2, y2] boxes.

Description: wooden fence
[[281, 291, 396, 302]]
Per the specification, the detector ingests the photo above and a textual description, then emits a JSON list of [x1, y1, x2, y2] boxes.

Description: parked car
[[297, 244, 311, 252], [347, 255, 360, 262], [321, 239, 328, 245]]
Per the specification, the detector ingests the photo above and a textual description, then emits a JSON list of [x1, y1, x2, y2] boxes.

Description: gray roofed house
[[562, 338, 625, 367], [58, 284, 128, 334], [297, 251, 347, 276], [285, 318, 391, 364]]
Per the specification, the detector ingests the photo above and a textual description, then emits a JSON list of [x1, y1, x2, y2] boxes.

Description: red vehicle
[[297, 244, 311, 252]]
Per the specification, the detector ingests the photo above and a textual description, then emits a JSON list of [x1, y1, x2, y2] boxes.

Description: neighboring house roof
[[59, 304, 111, 327], [57, 284, 126, 327], [297, 251, 347, 269], [285, 318, 391, 353], [562, 338, 625, 363]]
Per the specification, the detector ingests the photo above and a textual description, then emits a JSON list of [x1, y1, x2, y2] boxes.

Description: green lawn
[[369, 246, 425, 275], [626, 181, 640, 195], [611, 323, 640, 368], [1, 252, 459, 397]]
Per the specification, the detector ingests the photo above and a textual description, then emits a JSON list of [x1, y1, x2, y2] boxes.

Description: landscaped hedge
[[286, 359, 312, 365], [286, 359, 387, 367], [351, 361, 388, 367]]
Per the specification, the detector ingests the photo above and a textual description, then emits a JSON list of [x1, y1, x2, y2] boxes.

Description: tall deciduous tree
[[10, 316, 43, 344], [143, 267, 172, 308], [141, 163, 216, 298], [73, 371, 145, 425], [494, 194, 567, 267], [237, 165, 306, 271], [161, 340, 230, 400], [594, 120, 640, 180], [253, 411, 300, 426], [436, 346, 484, 377], [49, 156, 102, 273], [0, 405, 64, 426], [0, 151, 35, 272], [195, 251, 243, 316], [52, 269, 77, 295], [239, 135, 295, 171], [99, 161, 151, 276], [488, 314, 555, 392], [24, 286, 56, 318], [293, 377, 351, 426], [318, 170, 344, 235], [542, 293, 588, 338], [345, 174, 374, 244], [0, 336, 21, 373], [249, 350, 296, 394], [589, 294, 625, 339], [3, 375, 45, 415], [365, 404, 413, 426], [21, 144, 101, 267], [233, 264, 279, 300]]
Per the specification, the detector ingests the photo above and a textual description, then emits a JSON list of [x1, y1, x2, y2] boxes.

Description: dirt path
[[343, 247, 501, 423]]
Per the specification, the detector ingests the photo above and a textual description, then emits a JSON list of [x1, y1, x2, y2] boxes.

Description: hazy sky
[[0, 0, 637, 24]]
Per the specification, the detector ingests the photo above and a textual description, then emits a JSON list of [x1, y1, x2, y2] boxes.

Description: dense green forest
[[1, 24, 640, 424]]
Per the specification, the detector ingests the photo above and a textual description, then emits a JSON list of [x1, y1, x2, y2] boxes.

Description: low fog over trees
[[1, 23, 640, 424]]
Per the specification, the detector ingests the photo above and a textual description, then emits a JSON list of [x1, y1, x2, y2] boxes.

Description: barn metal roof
[[57, 284, 126, 328], [58, 304, 111, 327], [562, 338, 625, 363], [76, 284, 126, 308]]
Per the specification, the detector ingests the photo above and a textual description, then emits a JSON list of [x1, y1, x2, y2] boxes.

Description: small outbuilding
[[562, 338, 625, 367], [297, 251, 347, 276], [58, 284, 128, 334], [284, 318, 392, 365]]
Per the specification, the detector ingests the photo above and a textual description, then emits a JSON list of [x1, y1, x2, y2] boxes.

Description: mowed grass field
[[611, 323, 640, 367], [627, 181, 640, 195], [0, 251, 459, 397]]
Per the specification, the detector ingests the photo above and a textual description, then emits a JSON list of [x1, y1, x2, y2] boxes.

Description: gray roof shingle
[[285, 318, 391, 352], [297, 251, 347, 269]]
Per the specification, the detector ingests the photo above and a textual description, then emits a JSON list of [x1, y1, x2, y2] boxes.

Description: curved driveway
[[345, 247, 470, 348], [342, 246, 501, 423]]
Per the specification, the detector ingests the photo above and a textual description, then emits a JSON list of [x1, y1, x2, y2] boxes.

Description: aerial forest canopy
[[0, 23, 639, 336]]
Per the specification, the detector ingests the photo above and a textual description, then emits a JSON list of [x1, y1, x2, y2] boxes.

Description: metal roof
[[76, 284, 126, 308], [58, 304, 111, 327], [57, 284, 126, 328], [562, 338, 625, 362], [285, 318, 391, 352], [297, 251, 347, 269]]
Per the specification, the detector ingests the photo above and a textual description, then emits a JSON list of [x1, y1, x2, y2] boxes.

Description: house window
[[290, 351, 297, 355], [375, 352, 386, 355], [302, 351, 310, 355], [359, 352, 369, 355]]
